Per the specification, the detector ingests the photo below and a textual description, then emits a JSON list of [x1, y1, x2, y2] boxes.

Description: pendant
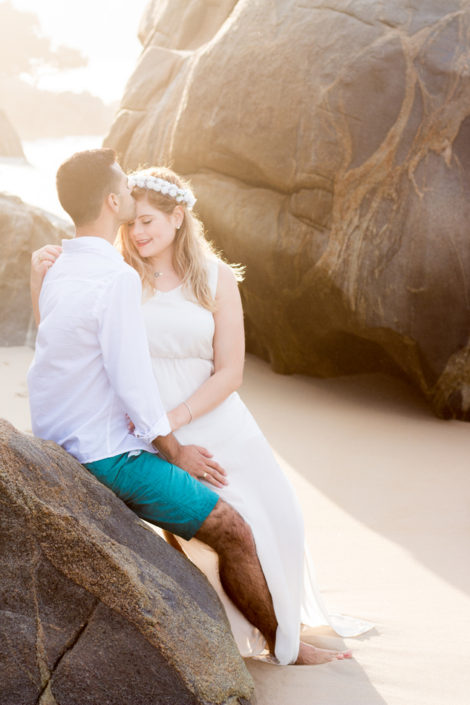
[[154, 271, 163, 279]]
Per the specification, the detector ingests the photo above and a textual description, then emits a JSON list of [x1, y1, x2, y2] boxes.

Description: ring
[[203, 472, 208, 479]]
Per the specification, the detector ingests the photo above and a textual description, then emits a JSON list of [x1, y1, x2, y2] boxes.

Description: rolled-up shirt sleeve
[[97, 268, 171, 442]]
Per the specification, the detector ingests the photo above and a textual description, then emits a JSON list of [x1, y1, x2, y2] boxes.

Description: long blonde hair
[[116, 166, 243, 311]]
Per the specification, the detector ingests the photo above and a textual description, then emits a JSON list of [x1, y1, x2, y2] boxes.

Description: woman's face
[[128, 197, 181, 259]]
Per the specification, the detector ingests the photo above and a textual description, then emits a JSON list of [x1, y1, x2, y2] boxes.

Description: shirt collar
[[62, 236, 123, 262]]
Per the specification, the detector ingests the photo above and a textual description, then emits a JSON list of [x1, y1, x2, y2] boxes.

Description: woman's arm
[[167, 261, 245, 430], [30, 245, 63, 325]]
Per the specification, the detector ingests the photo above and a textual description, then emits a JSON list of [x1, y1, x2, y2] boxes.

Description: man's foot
[[295, 640, 353, 665]]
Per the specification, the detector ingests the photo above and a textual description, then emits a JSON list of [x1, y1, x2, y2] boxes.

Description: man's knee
[[196, 499, 253, 552], [221, 503, 253, 548]]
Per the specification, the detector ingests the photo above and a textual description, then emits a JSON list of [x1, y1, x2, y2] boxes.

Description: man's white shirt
[[27, 236, 171, 463]]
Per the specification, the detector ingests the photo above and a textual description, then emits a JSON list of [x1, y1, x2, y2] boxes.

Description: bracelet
[[183, 400, 193, 423]]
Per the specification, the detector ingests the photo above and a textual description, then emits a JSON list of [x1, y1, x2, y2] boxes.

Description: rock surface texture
[[106, 0, 470, 419], [0, 193, 72, 346], [0, 419, 253, 705], [0, 108, 24, 158]]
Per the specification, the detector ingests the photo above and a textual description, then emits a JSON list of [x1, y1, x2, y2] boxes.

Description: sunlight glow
[[8, 0, 149, 102]]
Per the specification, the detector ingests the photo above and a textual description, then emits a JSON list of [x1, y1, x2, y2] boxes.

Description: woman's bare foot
[[295, 641, 353, 665]]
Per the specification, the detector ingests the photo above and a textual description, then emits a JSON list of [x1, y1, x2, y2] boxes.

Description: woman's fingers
[[42, 245, 62, 256], [31, 257, 52, 277], [41, 247, 62, 263], [32, 245, 62, 270], [44, 244, 62, 254]]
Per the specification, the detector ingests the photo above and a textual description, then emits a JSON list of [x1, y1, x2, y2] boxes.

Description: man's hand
[[152, 432, 227, 489], [173, 444, 228, 489]]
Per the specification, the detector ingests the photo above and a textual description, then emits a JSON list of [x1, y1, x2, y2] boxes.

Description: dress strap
[[206, 258, 220, 299]]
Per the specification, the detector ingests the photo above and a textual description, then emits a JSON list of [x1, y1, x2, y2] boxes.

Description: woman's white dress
[[142, 259, 372, 665]]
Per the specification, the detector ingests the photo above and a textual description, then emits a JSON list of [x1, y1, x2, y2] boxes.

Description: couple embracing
[[28, 148, 370, 668]]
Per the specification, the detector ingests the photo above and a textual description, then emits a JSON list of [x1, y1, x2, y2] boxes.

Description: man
[[28, 148, 280, 659]]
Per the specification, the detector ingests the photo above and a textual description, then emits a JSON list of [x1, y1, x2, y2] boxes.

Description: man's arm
[[98, 268, 171, 440], [98, 268, 226, 487]]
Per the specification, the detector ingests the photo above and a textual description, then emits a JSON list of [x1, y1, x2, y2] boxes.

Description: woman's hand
[[31, 244, 62, 326], [163, 263, 245, 427], [31, 244, 62, 280]]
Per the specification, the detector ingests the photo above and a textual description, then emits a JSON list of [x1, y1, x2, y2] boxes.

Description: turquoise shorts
[[84, 450, 219, 540]]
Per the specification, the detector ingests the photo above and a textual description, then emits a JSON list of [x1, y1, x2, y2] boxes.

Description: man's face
[[111, 163, 136, 223]]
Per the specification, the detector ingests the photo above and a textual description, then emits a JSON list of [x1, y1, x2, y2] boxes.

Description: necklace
[[153, 271, 164, 279]]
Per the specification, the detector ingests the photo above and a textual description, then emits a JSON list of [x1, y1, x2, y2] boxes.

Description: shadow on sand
[[242, 355, 470, 599], [245, 627, 386, 705]]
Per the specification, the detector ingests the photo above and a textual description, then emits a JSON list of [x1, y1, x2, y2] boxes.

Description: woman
[[32, 166, 372, 665]]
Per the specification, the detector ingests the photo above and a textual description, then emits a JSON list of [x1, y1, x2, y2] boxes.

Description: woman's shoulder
[[205, 256, 220, 297], [205, 257, 242, 300], [206, 258, 236, 292]]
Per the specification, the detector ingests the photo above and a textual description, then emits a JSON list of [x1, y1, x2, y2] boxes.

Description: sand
[[1, 346, 469, 705]]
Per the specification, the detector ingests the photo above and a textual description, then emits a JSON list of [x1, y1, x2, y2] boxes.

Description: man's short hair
[[56, 148, 120, 226]]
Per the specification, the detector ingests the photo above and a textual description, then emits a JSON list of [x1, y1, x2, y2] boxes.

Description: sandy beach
[[1, 346, 469, 705]]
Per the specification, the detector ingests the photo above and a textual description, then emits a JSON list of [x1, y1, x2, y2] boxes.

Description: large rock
[[0, 419, 253, 705], [0, 79, 116, 140], [106, 0, 470, 419], [0, 108, 24, 158], [0, 193, 72, 346]]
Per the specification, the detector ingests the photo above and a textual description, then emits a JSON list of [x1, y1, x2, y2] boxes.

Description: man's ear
[[107, 192, 119, 213]]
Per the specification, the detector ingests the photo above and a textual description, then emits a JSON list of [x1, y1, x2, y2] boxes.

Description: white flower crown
[[128, 171, 197, 210]]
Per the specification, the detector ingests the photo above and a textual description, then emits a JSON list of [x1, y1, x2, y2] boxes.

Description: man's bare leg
[[195, 500, 352, 663], [195, 499, 277, 654]]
